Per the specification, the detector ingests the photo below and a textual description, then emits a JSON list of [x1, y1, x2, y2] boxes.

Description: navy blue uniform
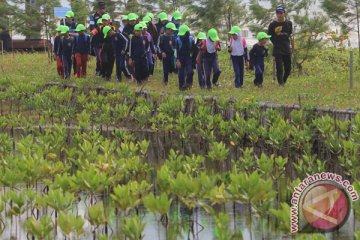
[[53, 35, 61, 57], [122, 24, 135, 37], [58, 37, 74, 79], [249, 43, 268, 86], [73, 34, 90, 54], [130, 35, 149, 83], [158, 34, 176, 84], [113, 32, 130, 81], [90, 27, 104, 75], [176, 34, 194, 90], [89, 12, 103, 31], [60, 19, 77, 33]]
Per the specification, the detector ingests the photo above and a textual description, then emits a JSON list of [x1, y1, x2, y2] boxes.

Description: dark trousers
[[196, 62, 205, 88], [94, 46, 101, 75], [75, 53, 88, 78], [254, 63, 264, 86], [115, 54, 131, 81], [178, 57, 194, 90], [275, 54, 291, 85], [231, 55, 245, 88], [134, 57, 149, 83], [147, 51, 155, 75], [101, 54, 115, 80], [62, 56, 72, 79], [203, 56, 221, 89], [162, 55, 175, 84], [55, 56, 64, 78]]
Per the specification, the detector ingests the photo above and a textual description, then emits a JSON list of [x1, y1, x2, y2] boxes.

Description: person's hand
[[153, 54, 157, 61], [227, 46, 232, 53], [245, 61, 249, 69], [176, 60, 181, 69], [161, 52, 166, 58]]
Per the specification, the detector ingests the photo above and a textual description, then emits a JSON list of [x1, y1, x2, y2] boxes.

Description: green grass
[[0, 47, 359, 109]]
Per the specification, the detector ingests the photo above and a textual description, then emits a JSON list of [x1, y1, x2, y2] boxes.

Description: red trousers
[[56, 56, 64, 78], [75, 53, 88, 78]]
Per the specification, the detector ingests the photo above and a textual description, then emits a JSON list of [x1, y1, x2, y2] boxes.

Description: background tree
[[321, 0, 360, 54], [71, 0, 89, 24], [12, 0, 60, 39]]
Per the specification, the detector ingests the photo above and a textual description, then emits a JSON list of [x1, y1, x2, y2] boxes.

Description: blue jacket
[[112, 32, 128, 56], [130, 35, 146, 59], [176, 35, 194, 59], [58, 37, 74, 58], [73, 34, 90, 54]]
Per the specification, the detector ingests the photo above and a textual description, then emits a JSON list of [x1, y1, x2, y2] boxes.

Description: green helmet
[[146, 12, 154, 19], [172, 10, 182, 20], [103, 25, 112, 38], [208, 28, 219, 41], [197, 32, 206, 40], [65, 11, 74, 18], [177, 24, 190, 36], [75, 24, 86, 32], [158, 12, 168, 21], [228, 26, 241, 35], [102, 13, 111, 21], [140, 21, 147, 29], [60, 25, 70, 34], [97, 18, 103, 25], [142, 15, 151, 23], [128, 13, 137, 21], [256, 32, 271, 40], [56, 25, 62, 32], [165, 22, 177, 31], [122, 15, 128, 21], [134, 23, 143, 31]]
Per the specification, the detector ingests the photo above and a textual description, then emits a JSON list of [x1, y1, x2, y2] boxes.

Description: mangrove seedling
[[58, 211, 84, 238], [24, 215, 54, 240], [120, 215, 145, 240]]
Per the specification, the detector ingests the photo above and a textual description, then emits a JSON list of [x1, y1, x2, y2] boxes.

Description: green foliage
[[24, 216, 54, 240], [58, 211, 84, 237], [214, 212, 243, 240], [143, 192, 172, 215], [269, 202, 291, 232], [120, 215, 145, 240], [208, 141, 229, 162], [88, 202, 107, 227]]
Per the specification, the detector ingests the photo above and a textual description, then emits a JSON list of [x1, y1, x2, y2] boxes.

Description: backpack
[[176, 36, 194, 50]]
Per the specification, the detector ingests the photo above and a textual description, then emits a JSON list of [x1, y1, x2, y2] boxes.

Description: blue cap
[[276, 6, 285, 13]]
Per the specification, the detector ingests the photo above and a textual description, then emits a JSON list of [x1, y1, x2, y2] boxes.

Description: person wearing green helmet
[[58, 26, 74, 79], [90, 18, 105, 76], [228, 26, 249, 88], [120, 15, 129, 32], [249, 32, 271, 87], [158, 22, 177, 85], [156, 12, 169, 41], [171, 10, 182, 36], [123, 13, 138, 36], [194, 32, 206, 88], [200, 28, 222, 89], [102, 14, 111, 26], [60, 11, 77, 33], [73, 24, 90, 78], [101, 26, 116, 81], [141, 21, 157, 75], [53, 25, 64, 78], [175, 25, 195, 90], [128, 24, 150, 84], [113, 23, 131, 81], [143, 15, 159, 49]]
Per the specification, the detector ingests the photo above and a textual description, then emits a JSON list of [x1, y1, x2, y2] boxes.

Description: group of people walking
[[53, 2, 293, 90]]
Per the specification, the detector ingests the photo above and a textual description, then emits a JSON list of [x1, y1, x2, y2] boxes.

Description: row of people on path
[[53, 4, 292, 90]]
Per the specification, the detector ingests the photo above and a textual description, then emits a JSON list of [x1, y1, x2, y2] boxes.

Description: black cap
[[98, 1, 106, 8]]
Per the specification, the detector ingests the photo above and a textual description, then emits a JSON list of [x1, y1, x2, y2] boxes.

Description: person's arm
[[72, 37, 76, 55], [120, 32, 128, 54], [249, 45, 257, 69], [268, 22, 275, 44], [86, 35, 91, 54], [242, 37, 248, 62]]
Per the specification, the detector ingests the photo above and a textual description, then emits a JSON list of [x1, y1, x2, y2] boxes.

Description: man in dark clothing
[[176, 25, 194, 90], [60, 11, 77, 33], [268, 6, 293, 85], [128, 24, 149, 84], [101, 26, 115, 81], [89, 1, 106, 31], [158, 22, 177, 85], [58, 26, 74, 79]]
